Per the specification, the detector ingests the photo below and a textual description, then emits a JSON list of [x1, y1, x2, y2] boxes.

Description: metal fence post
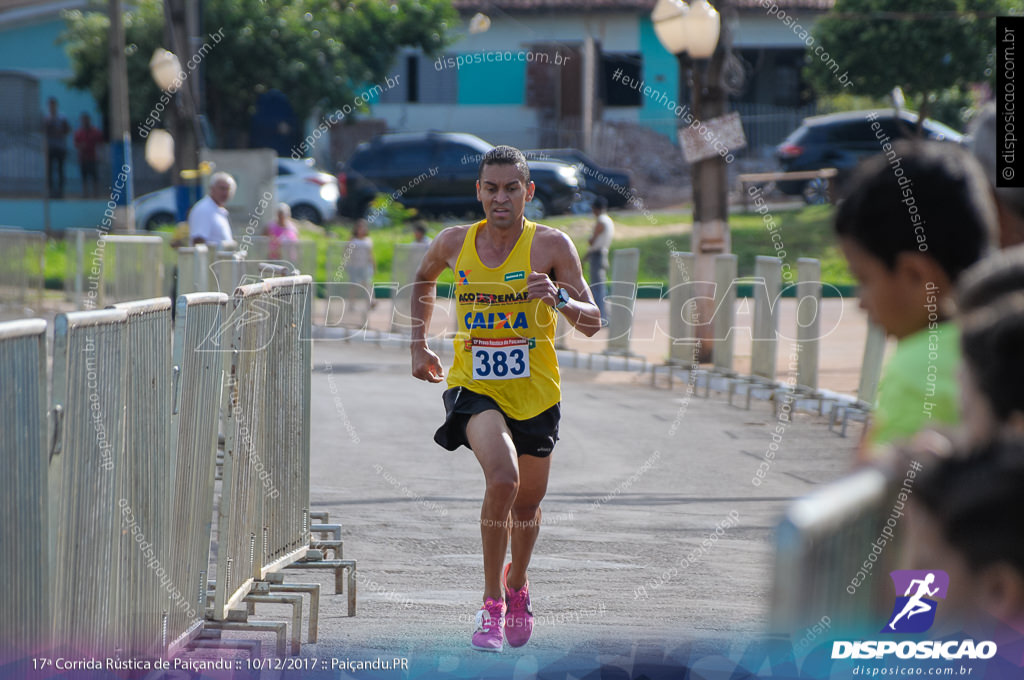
[[0, 319, 50, 661]]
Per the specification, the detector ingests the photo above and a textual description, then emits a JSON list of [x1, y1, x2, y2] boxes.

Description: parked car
[[337, 131, 582, 221], [775, 109, 964, 203], [524, 148, 632, 209], [133, 157, 339, 230]]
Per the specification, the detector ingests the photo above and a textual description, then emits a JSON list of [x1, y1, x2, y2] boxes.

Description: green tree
[[61, 0, 457, 144], [805, 0, 1006, 131]]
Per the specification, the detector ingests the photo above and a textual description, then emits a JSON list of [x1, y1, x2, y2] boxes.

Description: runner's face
[[477, 163, 534, 229]]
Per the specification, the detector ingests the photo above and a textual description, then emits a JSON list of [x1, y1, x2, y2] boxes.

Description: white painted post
[[606, 248, 639, 355], [712, 254, 738, 374], [796, 258, 821, 391], [751, 256, 782, 382], [668, 251, 697, 365], [858, 322, 887, 406]]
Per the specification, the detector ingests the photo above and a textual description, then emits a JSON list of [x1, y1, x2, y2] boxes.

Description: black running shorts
[[434, 386, 560, 458]]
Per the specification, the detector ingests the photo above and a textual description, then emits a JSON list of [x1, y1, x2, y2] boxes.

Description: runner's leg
[[467, 410, 519, 602], [507, 454, 551, 590]]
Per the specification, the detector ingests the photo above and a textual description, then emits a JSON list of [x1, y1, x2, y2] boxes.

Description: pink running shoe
[[503, 563, 534, 647], [471, 597, 506, 652]]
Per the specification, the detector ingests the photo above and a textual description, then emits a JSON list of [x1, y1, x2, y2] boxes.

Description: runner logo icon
[[883, 570, 948, 634]]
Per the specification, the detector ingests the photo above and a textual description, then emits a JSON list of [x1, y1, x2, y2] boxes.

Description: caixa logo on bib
[[831, 570, 998, 661]]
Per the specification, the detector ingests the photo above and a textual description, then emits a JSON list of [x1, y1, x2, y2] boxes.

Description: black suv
[[524, 148, 632, 209], [337, 132, 582, 220], [776, 109, 963, 202]]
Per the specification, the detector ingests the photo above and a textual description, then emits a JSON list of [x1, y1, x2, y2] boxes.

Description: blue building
[[370, 0, 832, 157], [0, 0, 107, 230]]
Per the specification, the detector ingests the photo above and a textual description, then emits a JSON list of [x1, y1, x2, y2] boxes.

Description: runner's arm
[[410, 228, 460, 381], [528, 230, 602, 337]]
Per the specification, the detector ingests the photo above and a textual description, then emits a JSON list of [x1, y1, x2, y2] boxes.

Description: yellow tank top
[[448, 219, 560, 420]]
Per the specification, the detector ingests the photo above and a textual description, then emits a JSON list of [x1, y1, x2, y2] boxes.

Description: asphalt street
[[254, 336, 862, 675]]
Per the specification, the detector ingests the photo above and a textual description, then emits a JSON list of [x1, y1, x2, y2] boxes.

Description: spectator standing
[[44, 97, 70, 198], [412, 220, 432, 245], [585, 196, 613, 325], [968, 104, 1024, 249], [267, 203, 300, 260], [73, 113, 104, 198], [346, 218, 376, 308], [188, 172, 237, 248]]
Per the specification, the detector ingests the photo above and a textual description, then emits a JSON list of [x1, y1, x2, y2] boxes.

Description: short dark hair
[[479, 145, 530, 184], [912, 436, 1024, 574], [834, 141, 997, 282], [970, 103, 1024, 225], [957, 246, 1024, 314], [412, 220, 427, 234], [961, 292, 1024, 422], [592, 195, 608, 211]]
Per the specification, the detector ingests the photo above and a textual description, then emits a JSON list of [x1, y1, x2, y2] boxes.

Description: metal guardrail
[[771, 467, 894, 635], [293, 239, 318, 281], [50, 307, 129, 654], [64, 230, 87, 308], [390, 243, 429, 335], [177, 244, 213, 295], [0, 228, 46, 311], [212, 279, 275, 619], [0, 319, 50, 661], [325, 240, 373, 328], [241, 236, 317, 279], [98, 235, 166, 307], [166, 292, 229, 653], [259, 276, 313, 576], [831, 322, 888, 436], [110, 298, 174, 656]]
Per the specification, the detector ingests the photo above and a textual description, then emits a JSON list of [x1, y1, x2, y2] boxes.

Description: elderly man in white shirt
[[189, 171, 237, 248]]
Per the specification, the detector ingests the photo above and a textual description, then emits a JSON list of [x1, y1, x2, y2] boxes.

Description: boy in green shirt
[[834, 141, 997, 456]]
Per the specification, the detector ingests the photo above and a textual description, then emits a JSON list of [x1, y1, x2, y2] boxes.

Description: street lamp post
[[108, 0, 135, 231], [148, 42, 204, 222], [652, 0, 733, 362], [150, 0, 203, 223]]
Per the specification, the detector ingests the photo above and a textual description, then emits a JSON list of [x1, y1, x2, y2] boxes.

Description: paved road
[[269, 337, 863, 674]]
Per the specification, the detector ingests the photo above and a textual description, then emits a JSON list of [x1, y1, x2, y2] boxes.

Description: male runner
[[410, 146, 601, 652]]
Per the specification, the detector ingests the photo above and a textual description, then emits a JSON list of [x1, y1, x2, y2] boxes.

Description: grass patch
[[592, 204, 853, 287], [39, 205, 851, 293]]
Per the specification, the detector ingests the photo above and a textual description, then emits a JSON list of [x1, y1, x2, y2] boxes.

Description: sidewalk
[[311, 295, 891, 397]]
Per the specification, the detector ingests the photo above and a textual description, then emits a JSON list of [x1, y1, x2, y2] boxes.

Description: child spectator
[[956, 246, 1024, 314], [968, 103, 1024, 249], [834, 141, 997, 455], [903, 436, 1024, 640], [346, 218, 376, 310], [267, 203, 300, 261], [958, 294, 1024, 445], [411, 219, 432, 245]]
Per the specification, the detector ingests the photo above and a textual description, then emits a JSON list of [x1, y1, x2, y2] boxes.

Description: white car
[[134, 157, 339, 230]]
